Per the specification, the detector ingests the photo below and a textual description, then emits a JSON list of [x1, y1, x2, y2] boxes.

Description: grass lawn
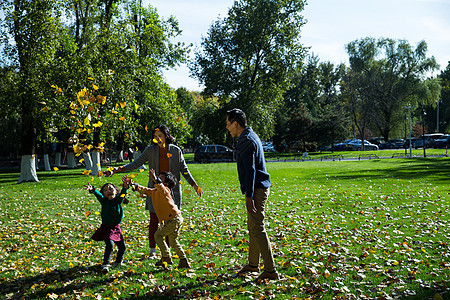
[[1, 157, 450, 299]]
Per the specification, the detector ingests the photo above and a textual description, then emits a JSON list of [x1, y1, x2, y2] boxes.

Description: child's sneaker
[[101, 264, 110, 274]]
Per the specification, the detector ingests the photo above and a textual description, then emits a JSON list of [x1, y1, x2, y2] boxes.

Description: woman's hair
[[160, 171, 177, 190], [226, 108, 247, 128], [100, 183, 119, 196], [152, 124, 175, 144]]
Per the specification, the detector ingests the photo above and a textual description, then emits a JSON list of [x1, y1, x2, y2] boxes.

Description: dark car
[[381, 139, 405, 149], [434, 134, 450, 148], [414, 133, 443, 149], [194, 145, 234, 163]]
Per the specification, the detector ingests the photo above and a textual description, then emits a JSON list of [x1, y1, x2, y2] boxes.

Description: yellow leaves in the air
[[53, 167, 59, 172], [119, 117, 126, 121], [42, 106, 50, 112], [119, 102, 126, 108], [51, 84, 63, 94], [167, 153, 172, 158], [84, 115, 91, 126], [93, 121, 103, 128], [92, 84, 98, 90]]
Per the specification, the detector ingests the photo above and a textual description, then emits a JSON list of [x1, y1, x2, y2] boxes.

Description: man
[[226, 108, 278, 282]]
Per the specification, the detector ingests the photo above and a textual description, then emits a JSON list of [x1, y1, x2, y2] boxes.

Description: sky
[[146, 0, 450, 91]]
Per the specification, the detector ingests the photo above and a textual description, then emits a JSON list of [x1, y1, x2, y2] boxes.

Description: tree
[[191, 0, 307, 139], [1, 0, 191, 181], [278, 56, 349, 152], [435, 62, 450, 132], [1, 0, 62, 182], [344, 37, 441, 142]]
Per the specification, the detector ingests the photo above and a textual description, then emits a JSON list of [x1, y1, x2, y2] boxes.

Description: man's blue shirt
[[236, 127, 271, 198]]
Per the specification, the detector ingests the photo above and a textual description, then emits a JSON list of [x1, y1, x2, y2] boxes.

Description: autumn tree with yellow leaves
[[2, 0, 190, 183]]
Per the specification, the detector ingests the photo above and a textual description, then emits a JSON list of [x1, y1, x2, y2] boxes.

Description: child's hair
[[100, 183, 119, 196], [160, 171, 176, 190]]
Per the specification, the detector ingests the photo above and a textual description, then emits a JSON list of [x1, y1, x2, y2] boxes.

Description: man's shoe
[[255, 270, 279, 283], [178, 258, 191, 269], [155, 257, 173, 267], [237, 264, 259, 275]]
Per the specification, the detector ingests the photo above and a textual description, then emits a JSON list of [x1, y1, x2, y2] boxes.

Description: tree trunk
[[67, 152, 77, 169], [43, 154, 51, 171], [117, 150, 124, 162], [54, 152, 62, 167], [83, 153, 93, 170], [17, 155, 39, 183], [91, 150, 101, 176], [18, 86, 38, 183]]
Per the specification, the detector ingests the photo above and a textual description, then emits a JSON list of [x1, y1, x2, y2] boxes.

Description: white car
[[347, 139, 379, 151]]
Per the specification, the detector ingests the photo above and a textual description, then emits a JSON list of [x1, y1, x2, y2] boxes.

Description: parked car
[[333, 142, 352, 151], [434, 134, 450, 148], [347, 139, 379, 151], [404, 137, 418, 149], [414, 133, 444, 149], [380, 139, 405, 149], [368, 138, 383, 146], [194, 145, 234, 163]]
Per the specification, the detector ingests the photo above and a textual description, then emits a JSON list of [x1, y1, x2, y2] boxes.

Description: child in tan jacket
[[132, 169, 190, 268]]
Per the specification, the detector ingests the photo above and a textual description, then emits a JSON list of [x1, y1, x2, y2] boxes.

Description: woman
[[105, 125, 203, 258]]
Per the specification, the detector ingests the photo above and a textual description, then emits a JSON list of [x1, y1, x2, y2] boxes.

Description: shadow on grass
[[0, 167, 90, 184], [1, 264, 448, 299], [0, 265, 116, 299], [326, 157, 450, 182]]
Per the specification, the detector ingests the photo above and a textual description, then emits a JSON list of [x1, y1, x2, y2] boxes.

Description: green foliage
[[0, 67, 21, 157], [278, 57, 349, 152], [192, 0, 307, 140], [435, 62, 450, 132], [0, 0, 191, 164], [344, 37, 441, 141]]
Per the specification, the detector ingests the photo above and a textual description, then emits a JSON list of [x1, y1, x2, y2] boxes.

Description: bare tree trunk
[[91, 150, 101, 176], [43, 154, 51, 171], [67, 152, 77, 169], [83, 152, 93, 170], [17, 155, 39, 183]]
